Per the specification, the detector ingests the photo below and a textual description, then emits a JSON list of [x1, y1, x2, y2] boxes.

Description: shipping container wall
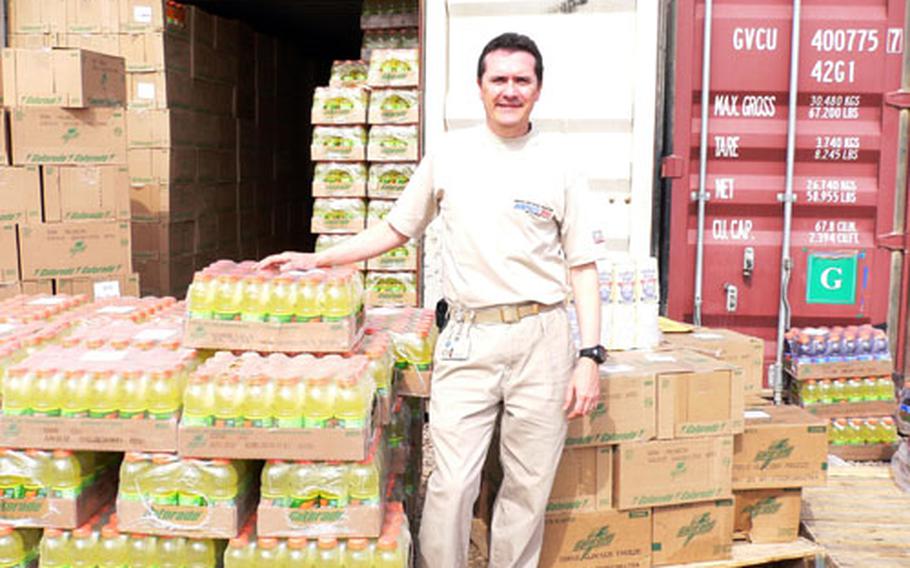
[[664, 0, 907, 384], [422, 0, 663, 306]]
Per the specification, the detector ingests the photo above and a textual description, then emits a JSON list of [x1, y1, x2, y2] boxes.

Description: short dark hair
[[476, 33, 543, 84]]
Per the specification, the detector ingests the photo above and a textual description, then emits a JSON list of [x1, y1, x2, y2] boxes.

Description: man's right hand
[[256, 251, 321, 273]]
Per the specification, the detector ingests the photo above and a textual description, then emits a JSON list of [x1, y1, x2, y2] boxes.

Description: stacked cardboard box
[[732, 405, 827, 543], [1, 43, 138, 300], [10, 0, 316, 297], [784, 325, 897, 461]]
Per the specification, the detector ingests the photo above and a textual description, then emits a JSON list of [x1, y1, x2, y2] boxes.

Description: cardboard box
[[613, 436, 734, 510], [0, 467, 116, 529], [733, 488, 801, 544], [65, 0, 118, 33], [311, 126, 367, 162], [651, 500, 734, 566], [661, 327, 765, 401], [129, 180, 197, 223], [18, 221, 131, 280], [313, 163, 367, 198], [733, 406, 828, 490], [540, 509, 651, 568], [117, 488, 256, 539], [127, 108, 195, 149], [0, 415, 175, 452], [120, 0, 189, 34], [179, 412, 375, 461], [256, 502, 383, 539], [134, 253, 194, 297], [55, 273, 140, 299], [367, 241, 419, 271], [0, 166, 41, 224], [548, 447, 613, 514], [0, 225, 20, 283], [367, 125, 419, 162], [365, 272, 418, 307], [10, 107, 126, 165], [0, 280, 52, 298], [367, 49, 419, 87], [131, 220, 195, 259], [311, 87, 368, 125], [60, 32, 120, 58], [785, 356, 893, 380], [128, 147, 196, 185], [120, 31, 190, 73], [10, 0, 68, 34], [182, 311, 365, 353], [0, 112, 9, 165], [565, 351, 662, 448], [9, 34, 60, 49], [368, 88, 419, 124], [127, 69, 193, 110], [191, 80, 233, 116], [42, 165, 130, 222], [656, 349, 745, 439], [3, 48, 126, 108]]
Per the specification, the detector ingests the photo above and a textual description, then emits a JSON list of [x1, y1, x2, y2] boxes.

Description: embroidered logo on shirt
[[592, 230, 605, 244], [513, 199, 554, 221]]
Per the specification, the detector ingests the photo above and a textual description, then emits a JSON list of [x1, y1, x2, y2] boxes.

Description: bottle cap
[[258, 537, 278, 549], [348, 538, 369, 550], [52, 449, 73, 458], [377, 535, 397, 550], [288, 537, 308, 549], [317, 536, 338, 549], [228, 535, 248, 548], [102, 526, 120, 538]]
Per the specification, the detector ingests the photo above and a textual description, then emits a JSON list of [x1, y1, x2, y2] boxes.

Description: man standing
[[259, 33, 605, 567]]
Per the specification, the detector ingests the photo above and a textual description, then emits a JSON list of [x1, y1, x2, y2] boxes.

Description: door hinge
[[885, 90, 910, 109], [877, 231, 909, 252], [661, 155, 685, 179]]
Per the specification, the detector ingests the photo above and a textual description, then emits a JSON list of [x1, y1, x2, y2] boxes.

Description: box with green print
[[255, 431, 388, 538], [18, 221, 131, 281], [9, 107, 126, 166], [116, 453, 257, 539], [0, 449, 118, 529], [732, 405, 828, 490]]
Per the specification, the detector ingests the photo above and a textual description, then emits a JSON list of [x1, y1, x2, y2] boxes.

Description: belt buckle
[[499, 305, 520, 324]]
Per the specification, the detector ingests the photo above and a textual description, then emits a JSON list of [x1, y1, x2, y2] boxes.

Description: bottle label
[[303, 417, 328, 429], [88, 410, 117, 419], [338, 417, 365, 429], [188, 310, 211, 320], [320, 494, 349, 508], [151, 491, 179, 506], [118, 410, 146, 420], [290, 493, 320, 509], [32, 409, 61, 418], [2, 408, 29, 417], [240, 313, 267, 323], [214, 417, 240, 428], [52, 486, 80, 499], [178, 492, 207, 507], [182, 414, 214, 427], [150, 410, 177, 421], [268, 314, 293, 324], [22, 485, 47, 499], [276, 418, 303, 428], [61, 409, 88, 418], [295, 315, 320, 323], [214, 312, 239, 321], [245, 417, 274, 428], [0, 485, 23, 499]]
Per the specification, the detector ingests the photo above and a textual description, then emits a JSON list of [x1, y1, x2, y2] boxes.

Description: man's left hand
[[564, 357, 600, 419]]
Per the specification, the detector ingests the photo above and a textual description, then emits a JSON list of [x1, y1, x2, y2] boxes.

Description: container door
[[665, 0, 906, 383], [422, 0, 663, 305]]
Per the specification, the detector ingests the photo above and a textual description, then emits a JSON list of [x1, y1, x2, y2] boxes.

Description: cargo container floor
[[803, 465, 910, 567]]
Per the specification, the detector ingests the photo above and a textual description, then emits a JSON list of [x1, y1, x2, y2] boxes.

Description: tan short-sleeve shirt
[[386, 125, 604, 309]]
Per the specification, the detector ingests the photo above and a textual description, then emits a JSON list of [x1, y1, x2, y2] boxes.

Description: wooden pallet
[[828, 442, 898, 461], [803, 465, 910, 568], [661, 538, 824, 567]]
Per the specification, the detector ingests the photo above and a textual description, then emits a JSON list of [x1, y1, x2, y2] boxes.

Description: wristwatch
[[578, 345, 607, 365]]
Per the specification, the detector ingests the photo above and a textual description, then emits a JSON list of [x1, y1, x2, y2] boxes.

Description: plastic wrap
[[368, 88, 419, 125], [328, 61, 368, 87], [367, 162, 415, 199], [367, 125, 418, 161], [311, 126, 367, 162], [311, 87, 368, 125], [313, 162, 368, 198], [311, 198, 367, 234], [366, 49, 419, 87]]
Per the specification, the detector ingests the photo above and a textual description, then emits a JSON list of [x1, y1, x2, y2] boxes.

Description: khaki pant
[[419, 306, 575, 568]]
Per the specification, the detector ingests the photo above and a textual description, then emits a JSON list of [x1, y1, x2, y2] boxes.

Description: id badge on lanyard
[[440, 312, 472, 361]]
